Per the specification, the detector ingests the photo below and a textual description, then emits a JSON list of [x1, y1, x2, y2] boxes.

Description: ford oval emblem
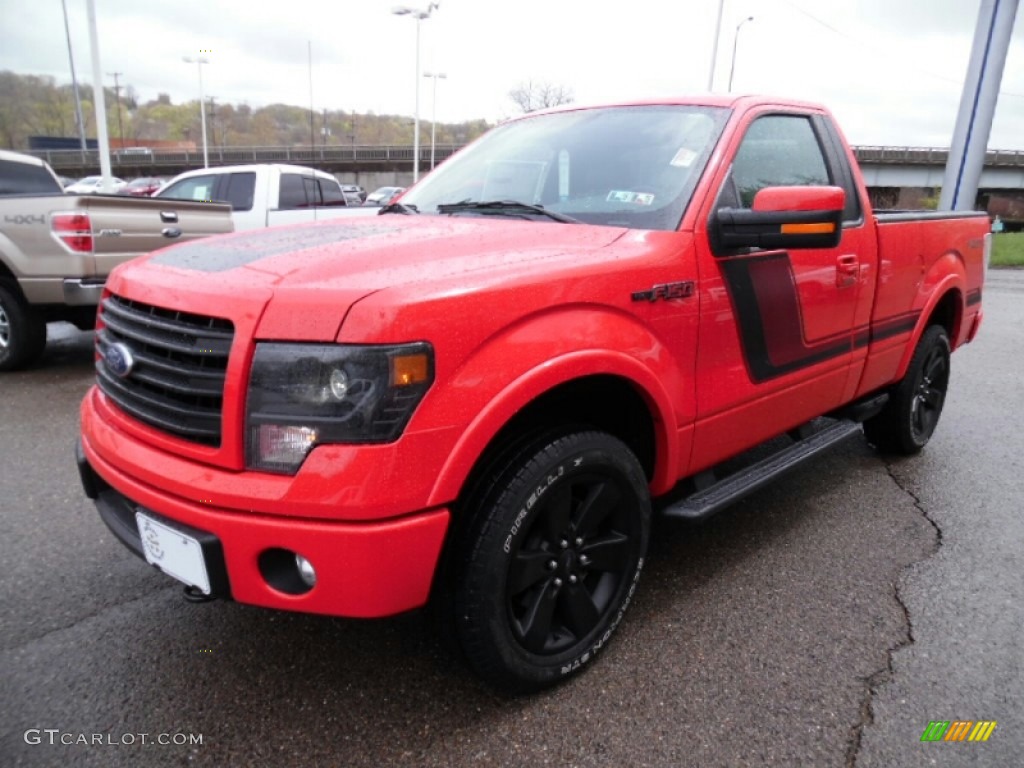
[[104, 342, 135, 378]]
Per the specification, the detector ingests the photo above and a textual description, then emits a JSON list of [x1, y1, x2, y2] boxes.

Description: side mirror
[[712, 185, 845, 254]]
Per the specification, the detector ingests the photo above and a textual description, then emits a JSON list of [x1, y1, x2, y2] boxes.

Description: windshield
[[402, 105, 729, 231]]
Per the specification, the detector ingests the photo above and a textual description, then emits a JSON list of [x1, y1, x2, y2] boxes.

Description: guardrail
[[23, 144, 1024, 172], [851, 146, 1024, 166], [25, 144, 466, 170]]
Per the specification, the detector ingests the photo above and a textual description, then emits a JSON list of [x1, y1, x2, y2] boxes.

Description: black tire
[[863, 325, 951, 454], [454, 430, 650, 693], [0, 280, 47, 372]]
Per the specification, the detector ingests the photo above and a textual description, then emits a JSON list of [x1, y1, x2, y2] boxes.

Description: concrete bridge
[[24, 143, 1024, 219]]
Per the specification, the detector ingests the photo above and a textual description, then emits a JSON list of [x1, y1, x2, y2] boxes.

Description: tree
[[508, 80, 574, 113]]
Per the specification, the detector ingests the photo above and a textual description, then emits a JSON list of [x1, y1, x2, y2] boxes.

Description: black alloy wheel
[[455, 430, 650, 692], [863, 324, 951, 454]]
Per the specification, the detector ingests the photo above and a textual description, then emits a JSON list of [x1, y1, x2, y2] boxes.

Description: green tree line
[[0, 71, 490, 150]]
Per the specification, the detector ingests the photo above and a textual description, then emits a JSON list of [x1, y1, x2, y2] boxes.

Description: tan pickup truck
[[0, 150, 233, 370]]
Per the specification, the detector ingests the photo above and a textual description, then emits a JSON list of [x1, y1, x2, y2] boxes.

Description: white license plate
[[135, 511, 211, 594]]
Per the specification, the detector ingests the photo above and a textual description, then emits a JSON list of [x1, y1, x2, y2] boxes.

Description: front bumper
[[77, 436, 450, 618]]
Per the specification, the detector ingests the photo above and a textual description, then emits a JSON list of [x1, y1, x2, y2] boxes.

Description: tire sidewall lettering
[[559, 556, 644, 676], [502, 459, 574, 553]]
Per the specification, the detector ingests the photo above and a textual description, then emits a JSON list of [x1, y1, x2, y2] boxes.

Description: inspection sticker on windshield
[[670, 147, 697, 167], [607, 190, 655, 206]]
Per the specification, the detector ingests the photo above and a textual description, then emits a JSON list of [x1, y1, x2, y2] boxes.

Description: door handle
[[836, 254, 859, 288]]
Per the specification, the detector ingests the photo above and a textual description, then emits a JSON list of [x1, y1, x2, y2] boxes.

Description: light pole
[[728, 16, 754, 93], [423, 71, 446, 170], [708, 0, 725, 90], [391, 3, 440, 184], [183, 56, 209, 168], [107, 71, 124, 147]]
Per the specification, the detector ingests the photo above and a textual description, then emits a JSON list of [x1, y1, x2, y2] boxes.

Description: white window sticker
[[670, 147, 698, 168], [607, 190, 636, 203]]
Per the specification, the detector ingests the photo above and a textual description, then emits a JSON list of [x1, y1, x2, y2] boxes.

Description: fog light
[[295, 553, 317, 588]]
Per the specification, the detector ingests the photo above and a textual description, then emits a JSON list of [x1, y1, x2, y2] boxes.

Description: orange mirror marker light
[[780, 222, 836, 235]]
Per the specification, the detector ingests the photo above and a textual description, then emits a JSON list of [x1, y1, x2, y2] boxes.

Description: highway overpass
[[25, 143, 1024, 219]]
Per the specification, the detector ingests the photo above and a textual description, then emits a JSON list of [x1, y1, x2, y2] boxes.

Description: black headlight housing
[[246, 342, 434, 473]]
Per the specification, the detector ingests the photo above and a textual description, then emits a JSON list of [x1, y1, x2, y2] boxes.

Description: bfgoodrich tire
[[0, 281, 47, 372], [455, 430, 650, 693], [863, 325, 951, 455]]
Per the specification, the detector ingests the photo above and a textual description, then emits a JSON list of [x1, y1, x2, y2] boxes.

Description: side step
[[662, 419, 863, 523]]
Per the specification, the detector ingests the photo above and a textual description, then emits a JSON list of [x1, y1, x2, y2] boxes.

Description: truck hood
[[111, 216, 628, 340]]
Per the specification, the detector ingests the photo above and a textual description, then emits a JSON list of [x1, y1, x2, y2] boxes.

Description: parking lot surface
[[2, 272, 1021, 767]]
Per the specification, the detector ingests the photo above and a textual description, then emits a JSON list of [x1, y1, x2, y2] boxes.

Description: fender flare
[[893, 251, 966, 381], [426, 343, 684, 508]]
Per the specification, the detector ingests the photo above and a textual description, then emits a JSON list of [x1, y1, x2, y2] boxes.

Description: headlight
[[246, 342, 434, 473]]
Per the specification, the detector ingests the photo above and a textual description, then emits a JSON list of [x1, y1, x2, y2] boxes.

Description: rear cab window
[[223, 173, 255, 211], [0, 159, 63, 195], [157, 175, 218, 203]]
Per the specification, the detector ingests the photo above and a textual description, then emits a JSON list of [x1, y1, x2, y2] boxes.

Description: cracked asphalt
[[2, 272, 1021, 767]]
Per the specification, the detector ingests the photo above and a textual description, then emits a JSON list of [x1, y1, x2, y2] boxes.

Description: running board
[[662, 419, 863, 523]]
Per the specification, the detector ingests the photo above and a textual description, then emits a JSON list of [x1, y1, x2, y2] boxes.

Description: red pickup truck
[[77, 95, 988, 692]]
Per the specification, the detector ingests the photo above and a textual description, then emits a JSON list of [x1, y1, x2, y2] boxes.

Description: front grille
[[96, 294, 234, 446]]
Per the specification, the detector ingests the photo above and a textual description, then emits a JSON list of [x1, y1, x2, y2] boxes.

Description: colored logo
[[103, 342, 135, 378], [921, 720, 997, 742]]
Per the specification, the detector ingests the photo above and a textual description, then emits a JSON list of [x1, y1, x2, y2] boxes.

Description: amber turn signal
[[780, 222, 836, 235], [391, 353, 430, 387]]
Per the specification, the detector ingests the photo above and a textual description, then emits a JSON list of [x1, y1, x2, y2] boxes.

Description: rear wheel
[[863, 325, 951, 454], [455, 430, 650, 692], [0, 281, 47, 372]]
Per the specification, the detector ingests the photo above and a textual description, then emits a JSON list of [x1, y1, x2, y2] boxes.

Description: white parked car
[[363, 186, 406, 206], [154, 164, 375, 231], [65, 175, 127, 194]]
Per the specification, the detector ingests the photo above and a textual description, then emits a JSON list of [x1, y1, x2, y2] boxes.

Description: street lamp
[[728, 16, 754, 93], [182, 56, 210, 168], [423, 71, 446, 170], [391, 3, 440, 184]]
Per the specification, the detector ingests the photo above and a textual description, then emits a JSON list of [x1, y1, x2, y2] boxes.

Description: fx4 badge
[[631, 281, 695, 302]]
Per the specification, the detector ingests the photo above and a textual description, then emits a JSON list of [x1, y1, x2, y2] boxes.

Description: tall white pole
[[413, 17, 421, 184], [198, 62, 209, 168], [86, 0, 113, 191], [61, 0, 87, 152], [728, 17, 753, 93], [425, 72, 445, 170], [940, 0, 1019, 210], [430, 74, 437, 170], [707, 0, 725, 91]]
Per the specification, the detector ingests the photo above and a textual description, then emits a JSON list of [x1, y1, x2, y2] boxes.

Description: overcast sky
[[1, 0, 1022, 148]]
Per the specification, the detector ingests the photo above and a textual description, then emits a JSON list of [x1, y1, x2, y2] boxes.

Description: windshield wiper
[[378, 201, 419, 215], [436, 200, 579, 224]]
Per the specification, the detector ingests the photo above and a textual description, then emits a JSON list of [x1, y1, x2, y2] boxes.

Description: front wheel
[[0, 281, 47, 372], [863, 324, 951, 454], [455, 431, 650, 693]]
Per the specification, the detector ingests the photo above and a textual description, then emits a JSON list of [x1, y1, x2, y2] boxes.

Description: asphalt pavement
[[1, 272, 1021, 767]]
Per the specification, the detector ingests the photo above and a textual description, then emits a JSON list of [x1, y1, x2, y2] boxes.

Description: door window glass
[[730, 116, 830, 208], [224, 172, 256, 211], [278, 174, 307, 209], [320, 179, 346, 206]]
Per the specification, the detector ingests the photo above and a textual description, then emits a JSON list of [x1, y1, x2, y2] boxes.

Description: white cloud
[[0, 0, 1020, 147]]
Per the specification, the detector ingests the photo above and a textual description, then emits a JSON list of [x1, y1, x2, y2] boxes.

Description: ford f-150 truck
[[77, 95, 988, 692], [0, 149, 233, 370], [153, 163, 376, 231]]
